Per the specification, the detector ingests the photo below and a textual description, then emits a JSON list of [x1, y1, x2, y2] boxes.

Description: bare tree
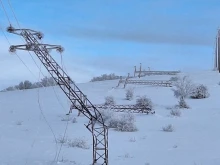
[[126, 88, 134, 100], [178, 97, 189, 109], [172, 76, 194, 99], [135, 95, 153, 110], [104, 96, 115, 106]]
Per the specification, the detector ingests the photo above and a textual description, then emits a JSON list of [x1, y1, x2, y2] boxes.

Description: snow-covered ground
[[0, 71, 220, 165]]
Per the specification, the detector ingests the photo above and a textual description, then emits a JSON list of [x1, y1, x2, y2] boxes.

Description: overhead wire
[[0, 0, 46, 86], [35, 25, 71, 163], [0, 29, 55, 165], [0, 26, 43, 85], [55, 53, 71, 162], [7, 0, 73, 162], [6, 0, 62, 162], [6, 0, 72, 91], [37, 64, 59, 164], [0, 0, 11, 25], [6, 0, 47, 79], [7, 0, 19, 27], [0, 1, 58, 163], [1, 1, 73, 162]]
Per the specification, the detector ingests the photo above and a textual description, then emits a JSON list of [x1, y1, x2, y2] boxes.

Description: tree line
[[1, 73, 122, 92], [90, 73, 122, 82], [1, 76, 57, 92]]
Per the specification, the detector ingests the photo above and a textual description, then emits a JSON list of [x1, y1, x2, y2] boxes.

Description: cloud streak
[[66, 26, 213, 46]]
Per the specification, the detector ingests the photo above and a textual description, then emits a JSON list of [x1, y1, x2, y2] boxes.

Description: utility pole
[[7, 25, 108, 165]]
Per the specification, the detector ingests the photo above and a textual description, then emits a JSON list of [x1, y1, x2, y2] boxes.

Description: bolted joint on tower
[[6, 25, 15, 33]]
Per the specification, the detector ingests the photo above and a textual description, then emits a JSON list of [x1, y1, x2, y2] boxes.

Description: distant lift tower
[[215, 29, 220, 72], [7, 26, 108, 165]]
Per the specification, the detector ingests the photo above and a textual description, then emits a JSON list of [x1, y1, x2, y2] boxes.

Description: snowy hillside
[[0, 71, 220, 165]]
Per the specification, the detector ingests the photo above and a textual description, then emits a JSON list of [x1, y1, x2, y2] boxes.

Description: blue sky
[[0, 0, 219, 89]]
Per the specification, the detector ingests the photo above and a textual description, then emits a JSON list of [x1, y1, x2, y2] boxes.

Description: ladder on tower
[[7, 25, 108, 165]]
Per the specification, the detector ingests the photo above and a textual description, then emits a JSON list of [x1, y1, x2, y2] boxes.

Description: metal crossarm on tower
[[7, 25, 108, 165]]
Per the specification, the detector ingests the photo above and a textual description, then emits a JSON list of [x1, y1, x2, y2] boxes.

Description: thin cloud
[[65, 26, 213, 46]]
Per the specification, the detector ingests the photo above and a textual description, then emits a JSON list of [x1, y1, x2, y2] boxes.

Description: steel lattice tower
[[7, 26, 108, 165]]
